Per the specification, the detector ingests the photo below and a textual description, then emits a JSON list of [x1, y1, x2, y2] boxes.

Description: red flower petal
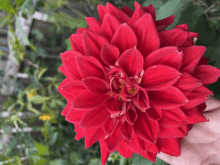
[[82, 77, 110, 95], [76, 28, 91, 34], [160, 138, 181, 156], [104, 122, 124, 152], [97, 5, 106, 22], [80, 104, 110, 128], [111, 24, 137, 54], [144, 47, 183, 71], [75, 132, 84, 141], [143, 4, 156, 21], [69, 34, 85, 54], [173, 72, 202, 94], [193, 65, 220, 86], [99, 140, 110, 165], [139, 151, 157, 162], [118, 47, 143, 77], [148, 143, 158, 153], [148, 86, 188, 109], [121, 121, 134, 141], [158, 108, 187, 127], [84, 127, 105, 149], [132, 13, 160, 58], [82, 31, 109, 63], [58, 66, 68, 77], [181, 85, 214, 110], [159, 123, 188, 138], [198, 56, 209, 66], [155, 15, 175, 31], [145, 103, 162, 121], [127, 5, 145, 26], [133, 88, 150, 112], [75, 55, 105, 79], [117, 143, 134, 158], [159, 26, 188, 47], [125, 133, 146, 153], [61, 102, 72, 116], [60, 50, 82, 80], [184, 106, 208, 124], [121, 5, 134, 17], [141, 65, 181, 91], [182, 32, 199, 47], [99, 14, 121, 42], [125, 105, 138, 125], [106, 2, 130, 23], [133, 110, 159, 143], [85, 17, 101, 33], [180, 46, 206, 74], [101, 44, 119, 66], [61, 80, 86, 98], [102, 118, 118, 138], [65, 107, 85, 124], [73, 91, 108, 110]]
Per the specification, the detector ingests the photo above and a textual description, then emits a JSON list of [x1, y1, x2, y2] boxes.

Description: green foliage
[[0, 0, 15, 13]]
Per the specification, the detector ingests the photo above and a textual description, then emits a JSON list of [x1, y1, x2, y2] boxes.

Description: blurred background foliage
[[0, 0, 220, 165]]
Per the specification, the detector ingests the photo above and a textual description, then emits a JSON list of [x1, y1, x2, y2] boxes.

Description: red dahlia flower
[[58, 1, 220, 164]]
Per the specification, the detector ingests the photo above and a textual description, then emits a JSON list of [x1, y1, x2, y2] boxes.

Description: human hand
[[157, 97, 220, 165]]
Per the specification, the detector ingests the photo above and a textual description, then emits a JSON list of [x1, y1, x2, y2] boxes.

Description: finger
[[204, 97, 220, 112], [156, 152, 174, 165], [201, 152, 220, 165]]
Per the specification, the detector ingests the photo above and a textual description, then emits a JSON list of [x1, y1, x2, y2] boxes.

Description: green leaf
[[16, 0, 25, 7], [30, 95, 50, 104], [34, 141, 49, 156], [89, 158, 101, 165], [49, 132, 58, 145], [0, 0, 15, 13], [49, 159, 67, 165], [0, 15, 11, 28], [37, 158, 47, 165], [16, 16, 31, 46], [27, 102, 40, 114], [37, 68, 48, 80], [131, 153, 153, 165], [152, 157, 168, 165], [156, 0, 191, 29], [65, 38, 72, 50], [70, 152, 84, 164]]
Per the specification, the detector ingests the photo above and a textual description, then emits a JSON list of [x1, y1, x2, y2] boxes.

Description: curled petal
[[148, 86, 188, 109], [104, 122, 124, 152], [182, 32, 199, 47], [133, 88, 150, 112], [65, 107, 85, 124], [145, 103, 162, 121], [61, 102, 72, 116], [125, 105, 138, 125], [127, 5, 145, 26], [121, 121, 134, 141], [101, 44, 119, 66], [143, 4, 156, 21], [99, 140, 111, 165], [99, 14, 121, 42], [85, 17, 101, 33], [102, 118, 118, 138], [181, 85, 214, 110], [160, 138, 181, 156], [82, 77, 110, 95], [106, 2, 130, 23], [193, 65, 220, 86], [133, 110, 159, 143], [159, 26, 188, 47], [121, 5, 134, 17], [111, 24, 137, 54], [117, 143, 134, 158], [180, 46, 206, 74], [144, 47, 183, 70], [184, 106, 208, 124], [75, 55, 105, 79], [118, 47, 143, 77], [69, 34, 85, 54], [141, 65, 181, 91], [60, 50, 82, 80], [73, 91, 108, 110], [82, 31, 109, 63], [80, 104, 110, 128], [155, 15, 175, 31], [132, 13, 160, 58], [84, 127, 105, 149], [159, 108, 187, 127]]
